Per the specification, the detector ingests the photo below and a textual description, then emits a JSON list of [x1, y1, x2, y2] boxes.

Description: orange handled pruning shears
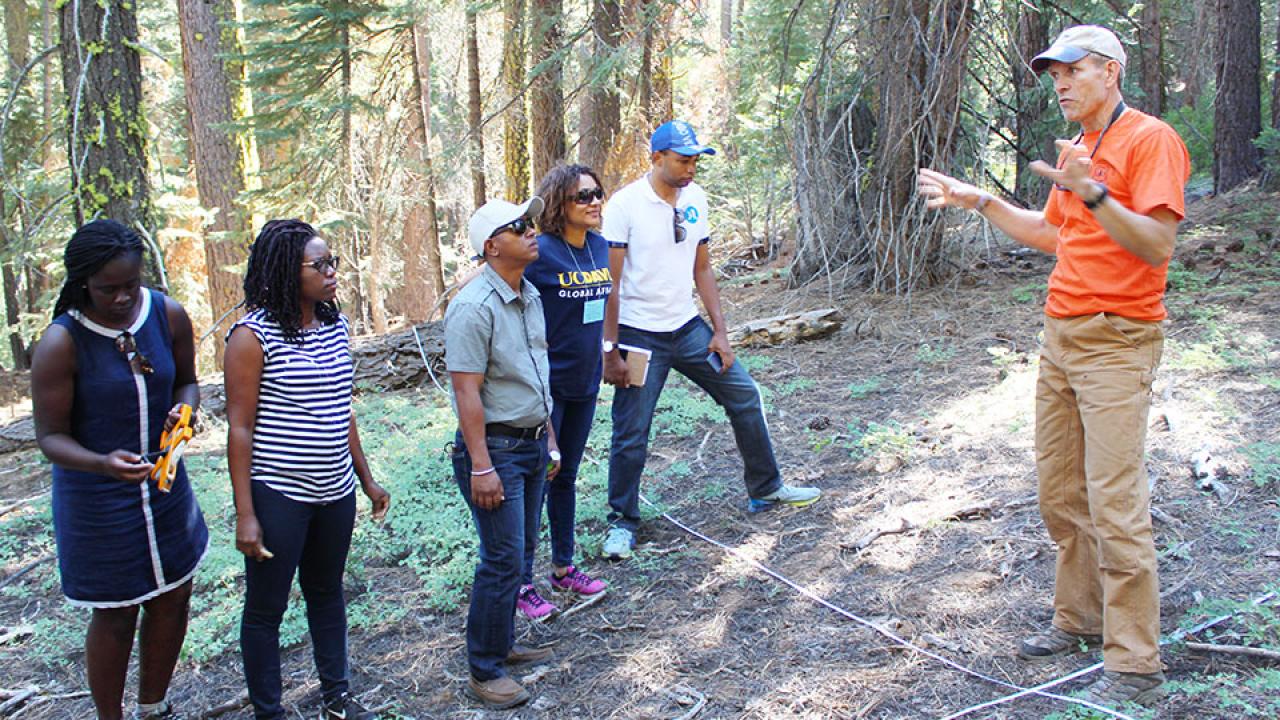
[[151, 403, 193, 492]]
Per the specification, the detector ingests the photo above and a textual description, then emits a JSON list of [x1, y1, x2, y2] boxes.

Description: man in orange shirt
[[918, 25, 1189, 706]]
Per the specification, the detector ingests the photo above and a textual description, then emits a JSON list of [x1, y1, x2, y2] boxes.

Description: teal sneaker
[[602, 527, 634, 560], [748, 484, 821, 513]]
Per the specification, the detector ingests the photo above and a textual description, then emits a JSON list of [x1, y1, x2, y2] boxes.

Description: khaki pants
[[1035, 313, 1163, 674]]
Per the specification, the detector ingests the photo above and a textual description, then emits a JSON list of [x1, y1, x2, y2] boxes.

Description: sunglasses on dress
[[673, 207, 687, 244], [115, 331, 154, 375]]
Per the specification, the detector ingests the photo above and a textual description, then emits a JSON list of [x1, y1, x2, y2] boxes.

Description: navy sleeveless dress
[[50, 288, 209, 607]]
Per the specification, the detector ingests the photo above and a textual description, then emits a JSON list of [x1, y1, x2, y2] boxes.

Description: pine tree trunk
[[466, 9, 487, 210], [59, 0, 154, 232], [396, 20, 446, 323], [1272, 7, 1279, 130], [1013, 3, 1051, 207], [1138, 0, 1165, 115], [578, 0, 621, 184], [1213, 0, 1261, 192], [177, 0, 256, 368], [501, 0, 530, 199], [3, 0, 32, 368], [529, 0, 565, 185]]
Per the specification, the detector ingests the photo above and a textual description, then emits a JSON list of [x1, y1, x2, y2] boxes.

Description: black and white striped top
[[233, 310, 355, 504]]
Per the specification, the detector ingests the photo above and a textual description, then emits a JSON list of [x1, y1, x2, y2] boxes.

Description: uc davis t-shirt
[[524, 230, 612, 400]]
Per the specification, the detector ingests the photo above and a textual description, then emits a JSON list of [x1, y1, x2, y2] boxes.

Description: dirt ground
[[2, 192, 1278, 719]]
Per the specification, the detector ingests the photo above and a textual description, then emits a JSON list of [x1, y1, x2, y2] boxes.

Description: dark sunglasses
[[490, 217, 533, 238], [302, 255, 341, 273], [115, 331, 154, 375], [571, 187, 605, 205], [673, 207, 687, 244]]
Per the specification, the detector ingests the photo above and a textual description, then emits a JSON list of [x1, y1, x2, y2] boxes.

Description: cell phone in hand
[[706, 351, 724, 373]]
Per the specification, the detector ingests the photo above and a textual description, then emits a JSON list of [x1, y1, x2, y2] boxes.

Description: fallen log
[[728, 308, 843, 347]]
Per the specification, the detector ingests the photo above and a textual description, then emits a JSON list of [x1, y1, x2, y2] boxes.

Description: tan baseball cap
[[1031, 25, 1126, 73]]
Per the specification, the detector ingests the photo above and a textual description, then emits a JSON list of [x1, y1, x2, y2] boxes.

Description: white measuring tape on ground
[[638, 495, 1136, 720]]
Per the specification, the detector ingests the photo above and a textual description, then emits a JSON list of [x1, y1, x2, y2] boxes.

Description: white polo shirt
[[602, 175, 711, 332]]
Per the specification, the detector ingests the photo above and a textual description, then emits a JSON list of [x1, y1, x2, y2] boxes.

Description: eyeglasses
[[302, 255, 341, 273], [571, 187, 605, 205], [490, 217, 533, 238], [115, 331, 154, 375], [673, 207, 687, 244]]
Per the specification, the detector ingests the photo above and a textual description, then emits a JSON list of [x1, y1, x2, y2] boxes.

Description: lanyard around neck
[[1055, 101, 1126, 191]]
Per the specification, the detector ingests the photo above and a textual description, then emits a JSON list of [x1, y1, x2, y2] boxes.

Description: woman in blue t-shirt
[[515, 164, 612, 619]]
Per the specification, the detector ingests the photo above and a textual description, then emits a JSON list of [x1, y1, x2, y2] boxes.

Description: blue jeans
[[523, 395, 597, 583], [607, 316, 782, 531], [451, 431, 547, 681], [241, 483, 355, 720]]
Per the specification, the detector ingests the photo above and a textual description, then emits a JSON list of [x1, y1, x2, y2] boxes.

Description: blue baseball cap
[[650, 120, 717, 156]]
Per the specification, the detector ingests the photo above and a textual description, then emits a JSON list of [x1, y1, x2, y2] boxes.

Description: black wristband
[[1083, 183, 1109, 210]]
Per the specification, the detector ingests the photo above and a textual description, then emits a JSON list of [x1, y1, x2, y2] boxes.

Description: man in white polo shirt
[[599, 120, 821, 560]]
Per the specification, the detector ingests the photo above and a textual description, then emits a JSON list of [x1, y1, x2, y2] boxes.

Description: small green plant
[[1259, 375, 1280, 390], [916, 342, 956, 365], [777, 377, 816, 395], [1011, 282, 1047, 304], [847, 376, 883, 399], [1244, 442, 1280, 487], [1166, 260, 1208, 293]]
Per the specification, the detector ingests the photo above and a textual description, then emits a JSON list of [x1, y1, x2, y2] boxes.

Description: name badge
[[583, 298, 604, 324]]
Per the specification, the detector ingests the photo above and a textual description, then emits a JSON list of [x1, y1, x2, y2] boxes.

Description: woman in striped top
[[224, 220, 390, 720]]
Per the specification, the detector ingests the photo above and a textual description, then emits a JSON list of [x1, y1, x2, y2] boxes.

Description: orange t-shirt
[[1043, 108, 1191, 321]]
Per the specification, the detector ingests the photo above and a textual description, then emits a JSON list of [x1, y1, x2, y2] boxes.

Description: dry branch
[[197, 692, 250, 719], [1185, 641, 1280, 662], [0, 688, 37, 716], [842, 497, 1020, 552], [0, 555, 52, 590]]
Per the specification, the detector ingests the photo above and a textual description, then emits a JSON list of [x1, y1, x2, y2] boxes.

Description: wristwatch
[[549, 450, 562, 463], [1083, 183, 1109, 210], [602, 340, 617, 353]]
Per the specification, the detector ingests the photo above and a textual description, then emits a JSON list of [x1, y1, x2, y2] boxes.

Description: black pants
[[240, 483, 355, 719]]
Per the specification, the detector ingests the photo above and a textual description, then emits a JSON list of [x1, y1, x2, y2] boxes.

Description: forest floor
[[2, 188, 1279, 720]]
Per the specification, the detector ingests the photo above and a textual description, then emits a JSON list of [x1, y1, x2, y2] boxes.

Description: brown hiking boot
[[467, 675, 531, 710], [1080, 670, 1166, 707], [506, 643, 553, 664], [1017, 626, 1103, 661]]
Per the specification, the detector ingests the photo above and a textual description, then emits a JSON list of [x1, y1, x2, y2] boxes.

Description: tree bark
[[4, 0, 32, 368], [579, 0, 620, 183], [529, 0, 566, 184], [465, 8, 487, 209], [396, 19, 446, 323], [177, 0, 257, 368], [1272, 5, 1280, 130], [1138, 0, 1165, 115], [500, 0, 529, 199], [1013, 3, 1051, 207], [59, 0, 154, 232], [1213, 0, 1261, 192]]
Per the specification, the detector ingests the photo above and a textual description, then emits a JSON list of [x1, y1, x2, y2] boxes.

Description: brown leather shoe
[[467, 675, 531, 710], [506, 643, 553, 664]]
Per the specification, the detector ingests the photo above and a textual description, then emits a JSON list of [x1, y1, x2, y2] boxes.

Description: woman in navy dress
[[31, 219, 207, 720], [224, 220, 389, 720]]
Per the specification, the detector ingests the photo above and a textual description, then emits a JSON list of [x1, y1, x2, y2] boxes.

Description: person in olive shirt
[[446, 196, 561, 710]]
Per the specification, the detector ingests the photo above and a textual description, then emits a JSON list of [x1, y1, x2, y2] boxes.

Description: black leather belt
[[485, 422, 546, 440]]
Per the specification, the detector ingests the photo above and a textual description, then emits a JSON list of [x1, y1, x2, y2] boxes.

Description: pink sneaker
[[549, 565, 607, 596], [516, 584, 559, 622]]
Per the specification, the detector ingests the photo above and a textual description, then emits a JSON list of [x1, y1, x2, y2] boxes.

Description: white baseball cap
[[1031, 25, 1126, 73], [466, 196, 544, 257]]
